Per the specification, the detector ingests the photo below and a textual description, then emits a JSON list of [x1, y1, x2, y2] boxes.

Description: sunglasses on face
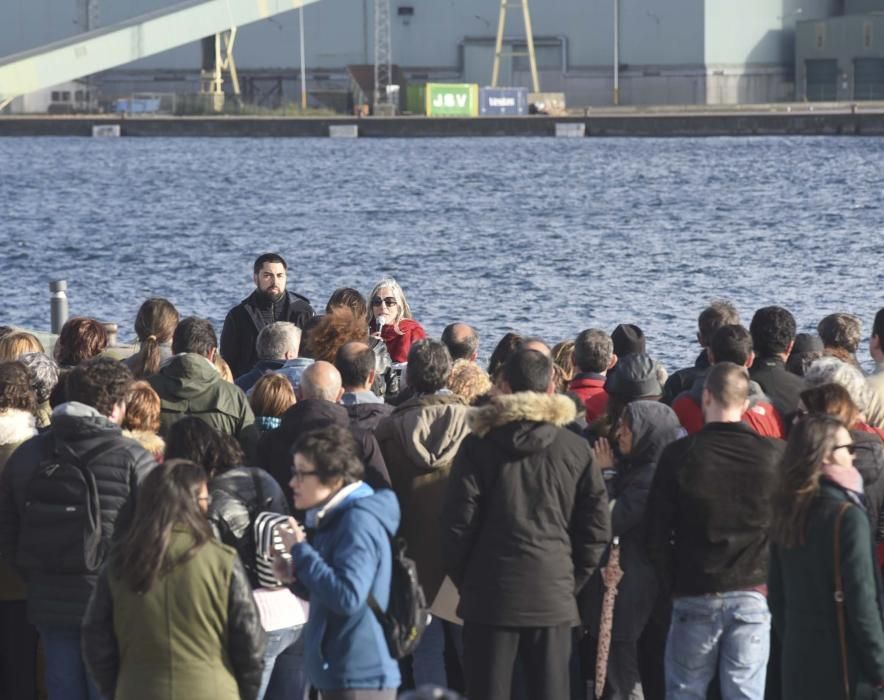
[[372, 297, 398, 307]]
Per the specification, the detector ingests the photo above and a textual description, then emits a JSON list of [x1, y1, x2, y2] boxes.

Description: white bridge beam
[[0, 0, 320, 103]]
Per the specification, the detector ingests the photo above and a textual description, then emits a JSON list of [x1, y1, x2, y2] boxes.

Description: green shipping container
[[425, 83, 479, 117], [406, 84, 426, 114]]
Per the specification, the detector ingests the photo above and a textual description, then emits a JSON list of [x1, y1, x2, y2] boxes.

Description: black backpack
[[368, 536, 431, 659], [17, 436, 114, 574]]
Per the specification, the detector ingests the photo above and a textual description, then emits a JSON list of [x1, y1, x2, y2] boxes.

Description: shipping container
[[425, 83, 479, 117], [405, 84, 426, 114], [479, 87, 529, 116]]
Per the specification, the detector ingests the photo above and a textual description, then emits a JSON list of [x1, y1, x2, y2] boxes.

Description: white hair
[[805, 356, 871, 414], [256, 322, 301, 361]]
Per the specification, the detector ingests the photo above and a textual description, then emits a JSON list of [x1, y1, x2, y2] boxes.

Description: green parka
[[82, 530, 266, 700], [769, 481, 884, 699]]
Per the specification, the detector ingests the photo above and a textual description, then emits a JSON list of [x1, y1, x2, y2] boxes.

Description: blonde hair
[[369, 278, 413, 334], [250, 373, 296, 418], [448, 359, 492, 405], [0, 332, 45, 363], [214, 354, 234, 383]]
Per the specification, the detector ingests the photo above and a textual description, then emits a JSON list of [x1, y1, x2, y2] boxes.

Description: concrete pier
[[3, 102, 884, 137]]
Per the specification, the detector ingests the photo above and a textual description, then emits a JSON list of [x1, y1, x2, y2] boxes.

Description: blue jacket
[[291, 483, 401, 691]]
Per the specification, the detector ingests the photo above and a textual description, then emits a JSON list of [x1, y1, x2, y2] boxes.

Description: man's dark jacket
[[661, 350, 709, 405], [345, 402, 393, 433], [221, 290, 314, 379], [441, 392, 611, 627], [749, 356, 805, 417], [256, 399, 390, 504], [0, 403, 155, 627], [644, 421, 784, 597]]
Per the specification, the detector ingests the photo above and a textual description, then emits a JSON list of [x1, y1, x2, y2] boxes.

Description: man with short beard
[[221, 253, 314, 379]]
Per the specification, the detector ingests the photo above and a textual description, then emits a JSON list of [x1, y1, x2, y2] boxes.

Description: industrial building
[[1, 0, 881, 111]]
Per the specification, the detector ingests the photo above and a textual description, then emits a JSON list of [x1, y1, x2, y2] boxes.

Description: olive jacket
[[82, 530, 266, 700]]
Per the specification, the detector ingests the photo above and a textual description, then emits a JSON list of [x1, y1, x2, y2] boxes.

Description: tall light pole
[[299, 2, 307, 111], [613, 0, 620, 105]]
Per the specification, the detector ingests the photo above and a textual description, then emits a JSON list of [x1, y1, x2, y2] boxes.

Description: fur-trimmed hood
[[122, 429, 165, 459], [0, 409, 37, 447], [468, 392, 577, 437]]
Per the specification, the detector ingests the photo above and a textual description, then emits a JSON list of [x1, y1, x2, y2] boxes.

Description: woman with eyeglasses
[[82, 459, 266, 700], [368, 278, 426, 363], [768, 414, 884, 700], [276, 425, 401, 700]]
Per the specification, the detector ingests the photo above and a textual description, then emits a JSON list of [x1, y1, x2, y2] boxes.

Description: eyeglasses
[[291, 469, 319, 482], [371, 297, 398, 307], [833, 443, 858, 455]]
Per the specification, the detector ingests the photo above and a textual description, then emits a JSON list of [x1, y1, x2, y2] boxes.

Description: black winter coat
[[208, 467, 290, 589], [0, 405, 155, 626], [645, 421, 784, 597], [256, 399, 390, 505], [749, 356, 806, 417], [220, 290, 314, 379], [582, 401, 682, 641], [345, 401, 393, 433], [661, 351, 709, 406], [442, 392, 611, 627]]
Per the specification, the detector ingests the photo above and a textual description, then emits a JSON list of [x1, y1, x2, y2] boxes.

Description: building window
[[397, 6, 414, 16], [864, 22, 873, 49], [61, 91, 71, 101], [815, 24, 825, 50], [51, 91, 60, 101], [75, 90, 84, 101]]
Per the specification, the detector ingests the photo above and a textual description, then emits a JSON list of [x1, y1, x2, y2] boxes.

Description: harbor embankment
[[4, 102, 884, 137]]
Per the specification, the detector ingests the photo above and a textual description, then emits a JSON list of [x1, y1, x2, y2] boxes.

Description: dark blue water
[[1, 136, 882, 370]]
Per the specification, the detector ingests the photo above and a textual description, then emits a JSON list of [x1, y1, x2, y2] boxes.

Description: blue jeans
[[37, 625, 102, 700], [411, 618, 465, 690], [664, 592, 770, 700], [258, 625, 306, 700]]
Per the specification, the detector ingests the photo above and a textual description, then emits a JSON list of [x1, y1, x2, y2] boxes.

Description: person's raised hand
[[591, 437, 615, 470]]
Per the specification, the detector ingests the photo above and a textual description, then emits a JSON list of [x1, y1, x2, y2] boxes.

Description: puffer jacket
[[442, 392, 611, 627], [148, 353, 259, 459], [0, 402, 155, 626], [582, 401, 682, 641], [370, 318, 427, 364], [82, 530, 266, 700], [208, 467, 290, 589], [375, 393, 470, 602], [292, 482, 400, 691]]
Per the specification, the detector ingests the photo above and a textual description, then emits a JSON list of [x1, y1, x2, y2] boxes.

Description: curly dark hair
[[0, 361, 37, 414], [164, 417, 245, 477], [750, 306, 797, 358], [66, 357, 133, 417]]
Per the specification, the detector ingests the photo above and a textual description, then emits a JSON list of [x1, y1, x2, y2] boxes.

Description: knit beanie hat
[[604, 353, 662, 402], [18, 352, 59, 404], [792, 333, 824, 355], [612, 324, 646, 357]]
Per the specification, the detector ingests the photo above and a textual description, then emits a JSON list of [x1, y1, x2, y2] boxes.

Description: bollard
[[103, 323, 119, 348], [50, 280, 69, 335]]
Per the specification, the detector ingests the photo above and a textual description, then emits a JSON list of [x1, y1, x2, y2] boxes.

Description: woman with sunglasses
[[769, 414, 884, 700], [368, 278, 426, 363], [276, 425, 401, 700], [82, 459, 266, 700]]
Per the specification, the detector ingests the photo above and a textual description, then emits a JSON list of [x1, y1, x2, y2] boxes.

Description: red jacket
[[568, 374, 609, 421], [672, 392, 785, 439], [371, 318, 427, 363]]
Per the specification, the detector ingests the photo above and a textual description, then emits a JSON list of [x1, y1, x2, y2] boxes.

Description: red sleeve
[[672, 395, 703, 435], [743, 402, 785, 439]]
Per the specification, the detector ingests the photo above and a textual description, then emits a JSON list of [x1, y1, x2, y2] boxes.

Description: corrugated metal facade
[[0, 0, 839, 106]]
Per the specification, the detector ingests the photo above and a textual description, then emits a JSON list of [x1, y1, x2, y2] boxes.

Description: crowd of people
[[0, 251, 883, 700]]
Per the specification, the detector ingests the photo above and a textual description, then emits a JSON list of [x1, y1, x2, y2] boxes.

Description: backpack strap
[[833, 501, 852, 700]]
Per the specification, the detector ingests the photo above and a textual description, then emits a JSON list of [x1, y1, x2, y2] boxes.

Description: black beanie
[[604, 353, 662, 402], [792, 333, 823, 354], [612, 324, 646, 357]]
